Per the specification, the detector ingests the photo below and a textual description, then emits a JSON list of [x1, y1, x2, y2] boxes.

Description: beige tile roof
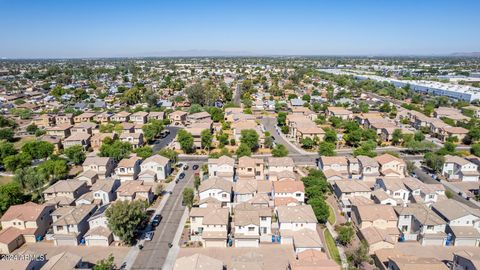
[[52, 204, 96, 226], [208, 155, 235, 167], [64, 132, 91, 141], [238, 156, 264, 167], [334, 180, 371, 193], [268, 157, 294, 167], [43, 180, 86, 194], [118, 155, 141, 168], [374, 153, 405, 165], [117, 181, 151, 196], [320, 156, 348, 166], [234, 179, 257, 194], [234, 210, 260, 226], [0, 202, 49, 222], [432, 199, 480, 221], [83, 156, 112, 166], [387, 255, 449, 270], [199, 177, 233, 193], [189, 207, 229, 225], [276, 205, 317, 224], [41, 251, 82, 270], [174, 254, 223, 270], [143, 154, 170, 166], [273, 180, 305, 193], [0, 227, 23, 244], [292, 228, 323, 249], [354, 204, 398, 222], [394, 204, 446, 226]]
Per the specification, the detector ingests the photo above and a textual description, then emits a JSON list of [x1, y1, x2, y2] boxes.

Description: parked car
[[192, 164, 199, 170], [145, 231, 154, 241], [183, 164, 189, 170], [179, 173, 185, 180], [152, 214, 163, 227]]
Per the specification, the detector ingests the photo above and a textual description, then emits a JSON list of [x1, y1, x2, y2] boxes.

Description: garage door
[[87, 238, 109, 247], [55, 238, 77, 246], [235, 239, 259, 248], [204, 240, 225, 248]]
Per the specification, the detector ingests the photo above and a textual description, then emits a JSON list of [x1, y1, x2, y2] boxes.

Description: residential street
[[260, 116, 303, 155], [131, 162, 197, 270], [152, 126, 180, 153]]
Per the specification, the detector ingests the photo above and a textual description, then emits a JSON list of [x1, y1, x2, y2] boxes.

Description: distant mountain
[[450, 52, 480, 57]]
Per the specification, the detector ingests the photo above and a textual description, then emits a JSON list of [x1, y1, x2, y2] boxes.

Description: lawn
[[0, 175, 13, 185], [328, 204, 336, 225], [324, 229, 341, 265]]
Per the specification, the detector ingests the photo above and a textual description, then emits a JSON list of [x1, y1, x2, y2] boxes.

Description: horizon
[[1, 0, 480, 58]]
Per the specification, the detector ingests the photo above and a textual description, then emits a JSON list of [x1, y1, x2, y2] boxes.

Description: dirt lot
[[14, 241, 129, 267]]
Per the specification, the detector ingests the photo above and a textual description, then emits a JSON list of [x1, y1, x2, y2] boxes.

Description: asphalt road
[[260, 116, 302, 155], [233, 82, 242, 106], [131, 162, 197, 270], [413, 167, 479, 209], [152, 126, 180, 153]]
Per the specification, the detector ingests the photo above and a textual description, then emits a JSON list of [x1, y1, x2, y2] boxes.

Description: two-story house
[[130, 111, 148, 124], [84, 204, 114, 247], [43, 180, 89, 207], [442, 155, 480, 182], [169, 110, 188, 126], [189, 207, 229, 248], [116, 181, 153, 204], [111, 111, 131, 122], [115, 155, 142, 181], [64, 132, 91, 150], [119, 132, 144, 148], [51, 204, 97, 246], [198, 177, 233, 207], [139, 154, 171, 182], [82, 156, 115, 180], [91, 179, 120, 205], [375, 154, 406, 178], [357, 155, 380, 182], [237, 156, 265, 181], [208, 155, 235, 182], [273, 180, 305, 203]]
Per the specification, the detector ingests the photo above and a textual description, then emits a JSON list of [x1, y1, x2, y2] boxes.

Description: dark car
[[179, 173, 186, 180], [192, 164, 199, 170], [152, 214, 163, 227]]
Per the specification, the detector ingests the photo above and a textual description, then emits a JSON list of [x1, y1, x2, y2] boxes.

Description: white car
[[145, 231, 154, 241]]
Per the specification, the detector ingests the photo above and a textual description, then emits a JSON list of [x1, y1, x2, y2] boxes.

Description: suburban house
[[116, 181, 154, 204], [198, 177, 233, 207], [46, 123, 72, 138], [55, 114, 74, 125], [115, 155, 142, 181], [267, 157, 295, 178], [442, 155, 480, 182], [394, 204, 447, 246], [375, 178, 410, 205], [189, 207, 229, 247], [208, 155, 235, 182], [51, 204, 97, 246], [187, 111, 211, 124], [71, 122, 96, 134], [73, 112, 96, 123], [351, 204, 399, 254], [174, 254, 223, 270], [130, 111, 148, 124], [319, 156, 349, 182], [169, 110, 188, 126], [111, 111, 131, 122], [82, 156, 116, 179], [84, 205, 114, 247], [357, 155, 380, 182], [147, 111, 165, 121], [233, 206, 272, 248], [273, 180, 305, 203], [119, 132, 144, 148], [276, 205, 317, 232], [0, 202, 54, 254], [63, 132, 91, 150], [237, 156, 265, 181], [91, 179, 119, 205], [139, 154, 171, 182], [234, 180, 258, 203], [326, 106, 353, 120], [90, 133, 116, 150], [375, 154, 406, 178], [43, 180, 89, 206]]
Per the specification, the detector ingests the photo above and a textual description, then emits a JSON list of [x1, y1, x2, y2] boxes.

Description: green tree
[[391, 129, 403, 145], [158, 148, 178, 163], [309, 197, 330, 223], [272, 144, 288, 157], [106, 200, 147, 245], [347, 240, 370, 268], [344, 129, 362, 147], [201, 129, 213, 150], [134, 146, 153, 159], [21, 141, 54, 160], [194, 176, 201, 192], [189, 104, 203, 114], [318, 142, 336, 156], [424, 152, 445, 173], [93, 254, 115, 270], [38, 159, 68, 181], [240, 129, 259, 151], [177, 130, 195, 154], [236, 143, 252, 157], [323, 128, 337, 143], [0, 128, 14, 141], [182, 188, 194, 209], [336, 224, 355, 246], [414, 131, 425, 142], [64, 145, 86, 165], [3, 153, 32, 172], [0, 182, 24, 215], [26, 124, 39, 134], [99, 140, 133, 162], [277, 112, 287, 126], [471, 143, 480, 157], [0, 142, 17, 165], [301, 137, 314, 149], [14, 167, 48, 191], [353, 140, 377, 157]]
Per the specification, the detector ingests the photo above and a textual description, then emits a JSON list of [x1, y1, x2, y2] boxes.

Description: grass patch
[[0, 175, 13, 185], [324, 229, 341, 265], [14, 136, 35, 150], [328, 204, 336, 225]]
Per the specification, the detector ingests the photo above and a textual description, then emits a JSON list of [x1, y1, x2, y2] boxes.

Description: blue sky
[[1, 0, 479, 58]]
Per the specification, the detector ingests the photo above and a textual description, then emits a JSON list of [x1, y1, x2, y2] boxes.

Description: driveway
[[131, 161, 198, 269]]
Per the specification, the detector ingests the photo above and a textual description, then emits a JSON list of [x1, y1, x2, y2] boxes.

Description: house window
[[296, 193, 301, 197], [261, 217, 266, 221], [401, 225, 408, 232], [191, 217, 196, 222], [248, 227, 255, 232], [427, 225, 434, 230]]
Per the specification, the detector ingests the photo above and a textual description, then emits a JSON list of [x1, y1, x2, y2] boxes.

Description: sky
[[0, 0, 479, 58]]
